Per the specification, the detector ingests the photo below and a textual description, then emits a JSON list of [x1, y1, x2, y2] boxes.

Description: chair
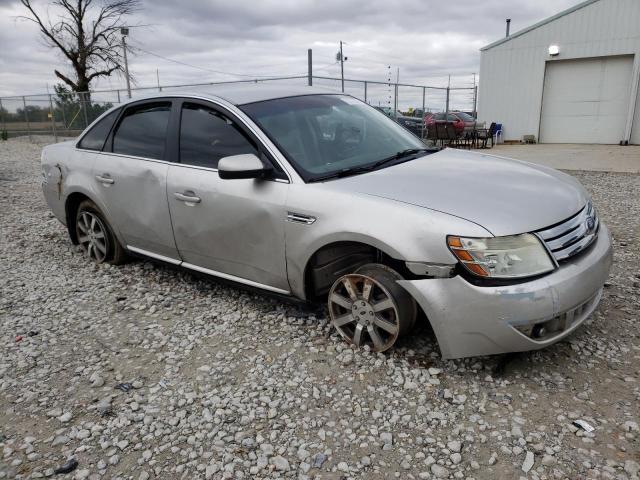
[[426, 124, 438, 146], [477, 122, 497, 148], [445, 122, 460, 148], [435, 122, 448, 147], [493, 123, 503, 145]]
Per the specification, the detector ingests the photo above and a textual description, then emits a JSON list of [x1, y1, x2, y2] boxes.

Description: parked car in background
[[424, 112, 465, 134], [425, 111, 483, 135], [41, 86, 612, 359], [394, 114, 424, 136], [373, 106, 424, 136], [450, 111, 478, 130]]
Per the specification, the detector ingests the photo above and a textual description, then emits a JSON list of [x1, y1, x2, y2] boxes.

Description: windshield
[[241, 95, 426, 182]]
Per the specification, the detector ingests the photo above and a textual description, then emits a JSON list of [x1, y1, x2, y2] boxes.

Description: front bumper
[[398, 223, 613, 359]]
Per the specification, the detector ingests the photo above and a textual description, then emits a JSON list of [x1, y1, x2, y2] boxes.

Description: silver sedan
[[41, 85, 613, 359]]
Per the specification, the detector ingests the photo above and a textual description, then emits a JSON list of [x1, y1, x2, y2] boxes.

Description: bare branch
[[19, 1, 75, 62], [54, 69, 78, 90], [20, 0, 140, 93], [86, 66, 120, 82]]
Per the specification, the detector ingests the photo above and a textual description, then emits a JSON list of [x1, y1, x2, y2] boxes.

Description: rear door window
[[112, 102, 171, 159], [78, 108, 120, 151]]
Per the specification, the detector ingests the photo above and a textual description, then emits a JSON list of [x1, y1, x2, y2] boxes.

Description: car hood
[[327, 148, 589, 236]]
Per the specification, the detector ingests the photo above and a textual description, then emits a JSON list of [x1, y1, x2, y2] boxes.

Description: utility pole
[[307, 49, 312, 86], [121, 27, 132, 99], [338, 41, 346, 93], [395, 67, 400, 116], [156, 69, 161, 92], [445, 74, 451, 115], [387, 65, 392, 110], [472, 73, 477, 118]]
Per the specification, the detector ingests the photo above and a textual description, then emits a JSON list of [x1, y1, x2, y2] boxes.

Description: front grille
[[536, 202, 599, 262]]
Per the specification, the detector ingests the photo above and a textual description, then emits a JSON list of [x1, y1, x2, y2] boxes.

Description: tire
[[327, 263, 417, 352], [75, 199, 127, 265]]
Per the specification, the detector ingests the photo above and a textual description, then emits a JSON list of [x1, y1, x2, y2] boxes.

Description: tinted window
[[180, 103, 258, 168], [78, 109, 120, 151], [112, 102, 171, 159]]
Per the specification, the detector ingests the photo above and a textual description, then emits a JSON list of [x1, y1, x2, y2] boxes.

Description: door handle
[[174, 192, 201, 204], [95, 174, 114, 185]]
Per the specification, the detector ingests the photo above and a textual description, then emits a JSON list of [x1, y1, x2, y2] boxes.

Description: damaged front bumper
[[398, 223, 613, 359]]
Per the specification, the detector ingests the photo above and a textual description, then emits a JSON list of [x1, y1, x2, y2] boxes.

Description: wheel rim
[[77, 211, 108, 263], [328, 273, 400, 352]]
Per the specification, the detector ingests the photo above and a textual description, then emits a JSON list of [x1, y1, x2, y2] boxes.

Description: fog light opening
[[531, 324, 547, 338]]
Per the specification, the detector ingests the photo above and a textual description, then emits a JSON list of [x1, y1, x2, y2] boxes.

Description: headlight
[[447, 234, 555, 279]]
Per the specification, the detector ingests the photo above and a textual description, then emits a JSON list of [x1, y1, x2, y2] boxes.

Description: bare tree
[[20, 0, 139, 93]]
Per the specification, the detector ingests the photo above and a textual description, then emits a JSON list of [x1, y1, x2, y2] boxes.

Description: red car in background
[[424, 111, 477, 134]]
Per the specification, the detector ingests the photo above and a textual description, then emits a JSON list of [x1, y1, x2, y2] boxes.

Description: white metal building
[[478, 0, 640, 144]]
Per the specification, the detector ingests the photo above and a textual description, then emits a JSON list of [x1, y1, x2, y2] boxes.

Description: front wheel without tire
[[75, 199, 127, 265], [328, 263, 416, 352]]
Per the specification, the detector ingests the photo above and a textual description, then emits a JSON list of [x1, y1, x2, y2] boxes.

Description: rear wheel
[[75, 200, 127, 265], [328, 263, 416, 352]]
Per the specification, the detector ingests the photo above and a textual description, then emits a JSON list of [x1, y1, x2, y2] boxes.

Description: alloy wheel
[[328, 273, 401, 352], [77, 211, 109, 263]]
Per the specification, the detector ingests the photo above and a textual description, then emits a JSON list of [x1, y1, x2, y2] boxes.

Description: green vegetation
[[0, 84, 113, 131]]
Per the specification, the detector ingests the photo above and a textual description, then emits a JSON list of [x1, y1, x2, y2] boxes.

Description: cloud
[[0, 0, 579, 110]]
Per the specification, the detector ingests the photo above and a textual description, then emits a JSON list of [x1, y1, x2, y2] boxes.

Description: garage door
[[540, 55, 633, 144]]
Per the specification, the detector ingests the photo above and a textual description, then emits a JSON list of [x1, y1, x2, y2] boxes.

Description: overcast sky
[[0, 0, 578, 108]]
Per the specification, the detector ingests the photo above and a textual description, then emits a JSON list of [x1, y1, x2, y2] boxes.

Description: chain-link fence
[[0, 75, 476, 143]]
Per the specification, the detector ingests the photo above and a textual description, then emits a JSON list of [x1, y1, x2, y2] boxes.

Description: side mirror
[[218, 153, 272, 180]]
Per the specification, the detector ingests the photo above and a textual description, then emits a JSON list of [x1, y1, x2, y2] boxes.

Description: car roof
[[131, 84, 339, 106]]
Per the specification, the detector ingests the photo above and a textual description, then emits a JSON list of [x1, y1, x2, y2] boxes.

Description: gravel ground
[[1, 137, 639, 480]]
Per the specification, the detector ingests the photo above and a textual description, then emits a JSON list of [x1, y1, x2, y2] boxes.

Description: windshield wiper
[[309, 148, 431, 183], [309, 165, 374, 182], [370, 148, 431, 170]]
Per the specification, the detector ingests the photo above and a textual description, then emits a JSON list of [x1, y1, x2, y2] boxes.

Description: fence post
[[22, 96, 32, 140], [421, 87, 426, 139], [60, 100, 68, 130], [364, 81, 367, 103], [0, 98, 7, 135], [473, 85, 478, 118], [117, 90, 121, 103], [445, 86, 450, 115], [81, 92, 89, 129], [49, 93, 58, 143], [394, 84, 398, 117]]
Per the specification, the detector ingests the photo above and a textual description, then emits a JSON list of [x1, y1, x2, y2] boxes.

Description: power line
[[346, 44, 408, 64], [130, 44, 307, 79], [313, 60, 340, 72]]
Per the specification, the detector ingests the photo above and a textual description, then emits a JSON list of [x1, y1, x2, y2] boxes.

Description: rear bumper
[[398, 223, 613, 359]]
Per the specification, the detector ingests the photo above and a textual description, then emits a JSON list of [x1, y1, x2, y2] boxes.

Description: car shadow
[[123, 255, 573, 380]]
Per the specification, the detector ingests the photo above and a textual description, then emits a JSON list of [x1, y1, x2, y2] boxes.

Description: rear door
[[91, 100, 180, 261], [166, 99, 290, 292]]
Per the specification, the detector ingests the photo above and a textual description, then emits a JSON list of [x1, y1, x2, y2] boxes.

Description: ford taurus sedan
[[41, 85, 613, 359]]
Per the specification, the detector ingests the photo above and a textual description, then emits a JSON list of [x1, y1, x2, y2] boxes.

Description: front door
[[92, 100, 180, 261], [167, 100, 290, 292]]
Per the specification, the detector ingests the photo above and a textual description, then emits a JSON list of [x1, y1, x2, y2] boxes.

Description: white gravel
[[1, 137, 639, 479]]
